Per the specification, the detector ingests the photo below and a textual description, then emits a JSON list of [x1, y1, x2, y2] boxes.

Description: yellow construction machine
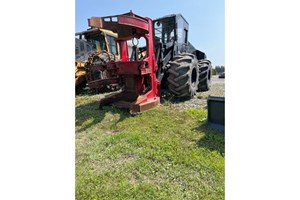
[[75, 28, 119, 94]]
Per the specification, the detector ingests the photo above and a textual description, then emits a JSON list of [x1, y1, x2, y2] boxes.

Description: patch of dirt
[[90, 155, 136, 172], [94, 76, 224, 111]]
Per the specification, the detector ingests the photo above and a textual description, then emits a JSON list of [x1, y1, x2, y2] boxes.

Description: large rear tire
[[167, 53, 199, 98], [197, 59, 212, 92]]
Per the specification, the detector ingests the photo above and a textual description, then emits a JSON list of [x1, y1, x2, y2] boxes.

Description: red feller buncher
[[86, 11, 212, 113]]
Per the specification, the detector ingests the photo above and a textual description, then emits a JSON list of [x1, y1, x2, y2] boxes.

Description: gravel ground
[[92, 75, 224, 111], [161, 75, 225, 110]]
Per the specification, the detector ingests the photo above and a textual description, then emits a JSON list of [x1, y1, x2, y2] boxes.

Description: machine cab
[[153, 14, 189, 48], [75, 28, 119, 61], [153, 14, 190, 57]]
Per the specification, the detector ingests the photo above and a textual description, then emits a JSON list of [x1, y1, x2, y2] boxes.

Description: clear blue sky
[[76, 0, 224, 66]]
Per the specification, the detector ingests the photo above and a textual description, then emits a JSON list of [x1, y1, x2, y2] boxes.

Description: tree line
[[212, 65, 225, 75]]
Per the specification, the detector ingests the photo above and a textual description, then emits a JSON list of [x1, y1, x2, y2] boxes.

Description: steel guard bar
[[88, 12, 149, 38]]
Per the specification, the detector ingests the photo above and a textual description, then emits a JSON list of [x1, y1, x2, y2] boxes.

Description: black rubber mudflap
[[207, 96, 225, 132]]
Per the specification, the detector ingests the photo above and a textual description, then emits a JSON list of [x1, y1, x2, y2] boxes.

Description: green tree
[[212, 68, 217, 75], [215, 66, 225, 74]]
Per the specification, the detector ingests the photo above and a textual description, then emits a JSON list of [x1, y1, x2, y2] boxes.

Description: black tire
[[75, 79, 87, 95], [197, 59, 212, 92], [167, 53, 199, 97], [85, 51, 117, 93]]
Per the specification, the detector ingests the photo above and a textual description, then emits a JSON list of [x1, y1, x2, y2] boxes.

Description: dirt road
[[211, 75, 225, 85], [161, 75, 225, 110]]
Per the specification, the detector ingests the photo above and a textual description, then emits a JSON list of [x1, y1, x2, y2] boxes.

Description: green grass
[[76, 95, 224, 200]]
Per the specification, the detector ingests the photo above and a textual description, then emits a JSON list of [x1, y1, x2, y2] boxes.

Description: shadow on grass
[[160, 89, 192, 104], [194, 123, 225, 156], [76, 86, 121, 96], [75, 100, 130, 133]]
